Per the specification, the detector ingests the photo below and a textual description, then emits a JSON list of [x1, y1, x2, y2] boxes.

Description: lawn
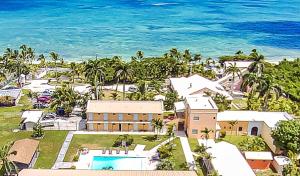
[[216, 135, 249, 146], [232, 98, 247, 110], [0, 90, 68, 170], [64, 134, 168, 161], [188, 138, 199, 152], [172, 138, 186, 170]]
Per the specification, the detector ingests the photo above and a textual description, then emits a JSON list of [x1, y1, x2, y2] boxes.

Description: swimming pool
[[91, 156, 148, 170]]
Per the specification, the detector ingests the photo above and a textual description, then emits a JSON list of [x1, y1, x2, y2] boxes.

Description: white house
[[21, 111, 43, 131], [169, 74, 232, 100]]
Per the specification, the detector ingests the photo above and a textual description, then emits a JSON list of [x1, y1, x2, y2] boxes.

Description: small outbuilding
[[244, 151, 273, 170], [0, 89, 22, 106], [8, 139, 40, 171], [21, 111, 43, 130], [272, 156, 291, 175]]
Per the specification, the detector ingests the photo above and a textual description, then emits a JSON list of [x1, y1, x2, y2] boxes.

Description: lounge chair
[[116, 148, 120, 154], [102, 148, 106, 154], [125, 147, 128, 155], [109, 148, 112, 155]]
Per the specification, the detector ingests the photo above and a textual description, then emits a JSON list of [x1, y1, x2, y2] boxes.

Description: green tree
[[151, 118, 163, 139], [228, 120, 238, 135], [248, 49, 265, 76], [51, 84, 79, 116], [271, 120, 300, 153], [0, 142, 18, 175], [31, 123, 45, 138], [239, 136, 266, 151], [282, 151, 300, 176], [201, 127, 213, 147], [157, 158, 175, 170], [224, 62, 241, 93], [84, 59, 105, 100], [116, 62, 133, 100], [213, 93, 231, 112], [164, 91, 179, 111], [49, 52, 60, 82]]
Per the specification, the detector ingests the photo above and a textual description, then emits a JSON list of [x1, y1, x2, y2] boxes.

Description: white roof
[[185, 96, 218, 110], [244, 151, 273, 160], [217, 111, 293, 128], [22, 111, 43, 123], [208, 142, 255, 176], [174, 101, 185, 112], [273, 156, 291, 166], [154, 95, 166, 101], [224, 61, 253, 68], [170, 74, 232, 100]]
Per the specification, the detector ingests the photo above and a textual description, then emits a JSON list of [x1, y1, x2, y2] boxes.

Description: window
[[229, 127, 231, 129], [98, 113, 100, 115], [193, 116, 199, 120], [192, 129, 198, 134], [238, 127, 243, 131], [113, 113, 116, 115], [213, 117, 215, 119], [128, 113, 131, 115], [224, 127, 226, 129], [158, 114, 161, 115]]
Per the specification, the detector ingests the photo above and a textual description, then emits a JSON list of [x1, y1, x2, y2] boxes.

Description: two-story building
[[86, 100, 163, 132]]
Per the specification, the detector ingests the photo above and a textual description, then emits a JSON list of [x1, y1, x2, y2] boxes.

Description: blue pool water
[[92, 156, 147, 170], [0, 0, 300, 60]]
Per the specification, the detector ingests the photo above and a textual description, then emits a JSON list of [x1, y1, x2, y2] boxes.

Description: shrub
[[73, 154, 79, 162], [239, 136, 266, 151], [220, 131, 226, 138], [157, 144, 173, 159], [157, 158, 175, 170], [113, 134, 134, 147], [31, 123, 45, 138]]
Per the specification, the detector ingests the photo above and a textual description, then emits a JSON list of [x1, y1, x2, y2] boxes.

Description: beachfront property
[[175, 96, 218, 139], [86, 100, 163, 132], [169, 74, 233, 100], [217, 111, 293, 153]]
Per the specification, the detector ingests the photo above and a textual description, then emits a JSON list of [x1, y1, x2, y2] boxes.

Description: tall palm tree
[[201, 127, 213, 147], [151, 118, 163, 139], [37, 54, 47, 68], [136, 51, 144, 61], [228, 120, 238, 135], [116, 62, 133, 100], [0, 142, 18, 175], [84, 59, 105, 100], [241, 72, 262, 93], [224, 63, 241, 93], [49, 52, 60, 81], [70, 62, 77, 83], [248, 49, 265, 76], [258, 75, 281, 110]]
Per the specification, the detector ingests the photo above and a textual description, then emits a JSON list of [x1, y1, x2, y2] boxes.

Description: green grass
[[34, 131, 68, 169], [255, 168, 278, 176], [172, 138, 186, 170], [64, 134, 168, 162], [216, 135, 249, 146], [232, 98, 247, 110], [0, 90, 67, 170], [188, 138, 199, 152]]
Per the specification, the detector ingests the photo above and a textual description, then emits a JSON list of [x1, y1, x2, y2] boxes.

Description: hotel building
[[86, 100, 163, 132]]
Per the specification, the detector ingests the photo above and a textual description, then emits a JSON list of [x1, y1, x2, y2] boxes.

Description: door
[[118, 124, 122, 131], [251, 127, 258, 136]]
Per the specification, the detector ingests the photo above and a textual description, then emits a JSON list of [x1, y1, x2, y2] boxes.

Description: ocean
[[0, 0, 299, 60]]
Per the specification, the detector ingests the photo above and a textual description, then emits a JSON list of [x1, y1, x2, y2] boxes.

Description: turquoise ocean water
[[0, 0, 299, 60]]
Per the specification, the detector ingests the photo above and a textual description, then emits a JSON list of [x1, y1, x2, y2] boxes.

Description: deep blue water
[[0, 0, 300, 60]]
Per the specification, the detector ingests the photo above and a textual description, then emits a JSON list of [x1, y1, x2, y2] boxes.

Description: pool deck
[[76, 149, 152, 170]]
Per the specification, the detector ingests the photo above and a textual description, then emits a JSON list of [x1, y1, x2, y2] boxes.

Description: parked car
[[37, 96, 51, 103], [128, 86, 137, 92], [33, 103, 49, 109]]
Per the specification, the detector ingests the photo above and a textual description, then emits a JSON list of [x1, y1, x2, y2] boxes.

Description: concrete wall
[[88, 122, 151, 132], [218, 121, 248, 135], [247, 121, 263, 135], [261, 122, 278, 153]]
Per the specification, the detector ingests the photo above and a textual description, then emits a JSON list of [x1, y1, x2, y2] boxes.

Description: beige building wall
[[218, 121, 249, 135], [185, 106, 218, 139], [261, 122, 278, 153]]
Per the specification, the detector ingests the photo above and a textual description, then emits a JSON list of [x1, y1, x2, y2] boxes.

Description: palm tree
[[258, 75, 281, 110], [70, 62, 77, 83], [224, 63, 241, 93], [116, 62, 133, 100], [201, 127, 213, 148], [49, 52, 60, 82], [151, 118, 163, 139], [136, 51, 144, 61], [241, 72, 262, 93], [0, 142, 18, 175], [166, 123, 176, 143], [84, 59, 105, 100], [248, 49, 265, 76], [228, 120, 238, 135], [110, 92, 119, 100], [37, 54, 47, 68]]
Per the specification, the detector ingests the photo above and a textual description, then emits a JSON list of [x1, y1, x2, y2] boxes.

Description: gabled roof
[[0, 89, 21, 99], [8, 139, 39, 164], [170, 74, 232, 100], [86, 100, 163, 114], [217, 111, 293, 128], [22, 111, 43, 123]]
